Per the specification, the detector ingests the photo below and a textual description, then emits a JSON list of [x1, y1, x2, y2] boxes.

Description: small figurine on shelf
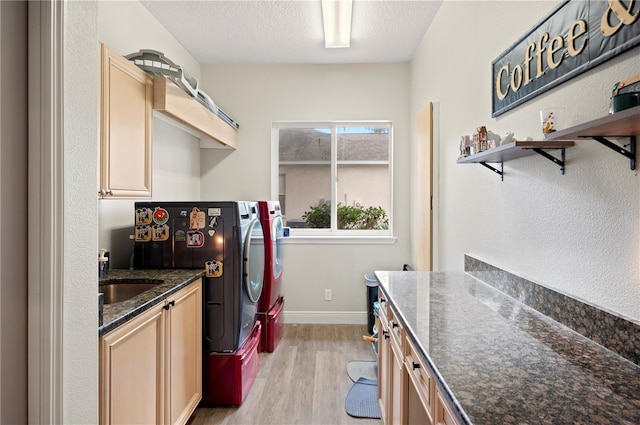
[[478, 126, 487, 152], [500, 132, 515, 145], [459, 135, 471, 157], [472, 128, 479, 153], [487, 130, 501, 148]]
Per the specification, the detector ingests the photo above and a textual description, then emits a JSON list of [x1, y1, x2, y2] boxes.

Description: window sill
[[282, 235, 397, 245]]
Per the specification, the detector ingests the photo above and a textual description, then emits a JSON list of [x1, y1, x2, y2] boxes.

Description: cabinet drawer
[[405, 337, 434, 420], [378, 288, 389, 318], [436, 390, 460, 425], [387, 306, 404, 355], [378, 296, 389, 333]]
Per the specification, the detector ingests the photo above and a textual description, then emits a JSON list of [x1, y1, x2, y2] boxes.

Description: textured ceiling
[[140, 0, 443, 64]]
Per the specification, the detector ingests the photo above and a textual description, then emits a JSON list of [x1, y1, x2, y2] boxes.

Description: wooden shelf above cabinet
[[545, 105, 640, 139], [545, 105, 639, 170], [457, 141, 574, 163], [153, 76, 237, 149], [457, 141, 574, 180]]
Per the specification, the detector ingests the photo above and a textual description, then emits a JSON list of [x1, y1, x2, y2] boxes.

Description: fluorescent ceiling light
[[322, 0, 353, 48]]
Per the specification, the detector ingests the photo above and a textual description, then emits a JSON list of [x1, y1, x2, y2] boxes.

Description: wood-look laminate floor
[[188, 324, 381, 425]]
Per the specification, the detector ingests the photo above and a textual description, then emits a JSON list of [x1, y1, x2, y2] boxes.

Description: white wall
[[64, 2, 99, 422], [97, 1, 202, 268], [198, 63, 412, 317], [97, 0, 201, 80], [411, 1, 640, 321]]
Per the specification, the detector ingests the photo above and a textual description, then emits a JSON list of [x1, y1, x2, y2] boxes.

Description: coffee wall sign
[[492, 0, 640, 117]]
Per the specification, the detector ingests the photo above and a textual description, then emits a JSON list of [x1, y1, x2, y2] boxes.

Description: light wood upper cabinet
[[100, 279, 202, 425], [99, 43, 153, 198], [153, 76, 238, 149]]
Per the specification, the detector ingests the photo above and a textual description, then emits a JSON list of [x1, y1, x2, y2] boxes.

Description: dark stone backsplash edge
[[464, 254, 640, 366]]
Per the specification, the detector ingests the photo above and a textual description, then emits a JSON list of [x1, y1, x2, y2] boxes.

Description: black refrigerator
[[133, 201, 264, 353]]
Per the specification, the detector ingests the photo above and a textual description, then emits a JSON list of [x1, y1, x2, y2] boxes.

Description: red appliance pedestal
[[201, 321, 261, 406], [258, 296, 284, 352]]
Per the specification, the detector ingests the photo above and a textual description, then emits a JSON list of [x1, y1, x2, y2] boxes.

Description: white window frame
[[271, 121, 395, 244]]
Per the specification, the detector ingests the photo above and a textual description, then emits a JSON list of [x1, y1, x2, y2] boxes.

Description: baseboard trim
[[283, 311, 368, 324]]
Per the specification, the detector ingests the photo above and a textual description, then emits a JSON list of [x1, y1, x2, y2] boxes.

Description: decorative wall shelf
[[457, 141, 575, 180], [545, 105, 640, 170]]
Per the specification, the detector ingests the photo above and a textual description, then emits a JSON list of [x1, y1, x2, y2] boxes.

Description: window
[[272, 121, 392, 237]]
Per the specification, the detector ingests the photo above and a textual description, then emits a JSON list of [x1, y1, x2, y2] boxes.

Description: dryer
[[202, 201, 265, 406], [257, 200, 285, 352], [236, 201, 265, 350]]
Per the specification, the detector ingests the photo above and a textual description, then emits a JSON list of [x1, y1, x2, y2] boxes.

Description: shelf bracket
[[531, 148, 566, 174], [480, 161, 503, 181], [591, 136, 636, 170]]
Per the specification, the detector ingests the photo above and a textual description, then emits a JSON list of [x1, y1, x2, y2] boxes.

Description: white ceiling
[[140, 0, 443, 64]]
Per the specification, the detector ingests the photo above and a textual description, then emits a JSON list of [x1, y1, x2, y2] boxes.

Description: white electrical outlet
[[324, 289, 332, 301]]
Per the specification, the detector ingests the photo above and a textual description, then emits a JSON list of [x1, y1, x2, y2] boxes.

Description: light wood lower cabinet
[[388, 307, 405, 425], [435, 390, 459, 425], [100, 279, 202, 425], [166, 280, 203, 424], [378, 295, 391, 423], [405, 337, 434, 425], [378, 296, 406, 425], [100, 302, 164, 424], [378, 290, 460, 425]]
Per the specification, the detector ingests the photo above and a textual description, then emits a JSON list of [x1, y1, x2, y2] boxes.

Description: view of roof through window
[[276, 123, 391, 233]]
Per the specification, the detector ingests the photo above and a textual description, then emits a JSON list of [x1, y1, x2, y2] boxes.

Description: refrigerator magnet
[[186, 230, 204, 248], [152, 224, 170, 241], [135, 225, 152, 242], [135, 208, 153, 225], [152, 207, 169, 225], [175, 230, 186, 242], [206, 260, 223, 278], [189, 208, 205, 229]]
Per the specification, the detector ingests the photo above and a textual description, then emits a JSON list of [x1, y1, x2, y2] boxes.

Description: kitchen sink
[[99, 279, 164, 304]]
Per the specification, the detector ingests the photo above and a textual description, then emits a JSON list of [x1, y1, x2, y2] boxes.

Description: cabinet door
[[407, 381, 432, 425], [435, 390, 460, 425], [378, 304, 391, 424], [100, 303, 164, 425], [100, 43, 153, 198], [405, 338, 434, 425], [387, 307, 405, 424], [389, 335, 405, 425], [166, 279, 203, 425]]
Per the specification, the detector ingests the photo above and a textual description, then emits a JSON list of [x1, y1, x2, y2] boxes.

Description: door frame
[[27, 2, 65, 423], [416, 102, 439, 271]]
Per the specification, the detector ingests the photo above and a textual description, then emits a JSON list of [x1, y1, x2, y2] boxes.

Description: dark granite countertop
[[374, 271, 640, 425], [99, 269, 205, 336]]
